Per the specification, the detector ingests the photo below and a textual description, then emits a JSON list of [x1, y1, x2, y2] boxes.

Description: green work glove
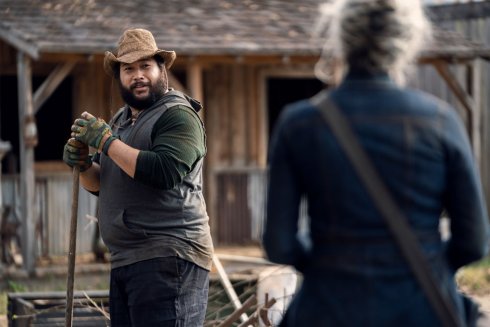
[[71, 112, 112, 151], [63, 138, 92, 172]]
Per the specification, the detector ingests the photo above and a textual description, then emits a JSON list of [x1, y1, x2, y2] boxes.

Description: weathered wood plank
[[17, 51, 36, 274], [245, 66, 259, 166], [231, 65, 247, 166], [187, 61, 204, 121], [428, 1, 490, 21]]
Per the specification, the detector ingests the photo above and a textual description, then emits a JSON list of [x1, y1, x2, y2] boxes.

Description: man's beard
[[119, 78, 167, 110]]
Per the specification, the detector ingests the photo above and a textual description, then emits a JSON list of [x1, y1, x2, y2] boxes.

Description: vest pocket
[[100, 209, 147, 246]]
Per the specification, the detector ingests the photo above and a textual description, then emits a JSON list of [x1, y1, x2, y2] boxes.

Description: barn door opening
[[0, 76, 73, 173], [267, 77, 325, 139]]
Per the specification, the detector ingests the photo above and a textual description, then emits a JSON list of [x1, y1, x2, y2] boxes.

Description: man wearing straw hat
[[63, 28, 213, 326]]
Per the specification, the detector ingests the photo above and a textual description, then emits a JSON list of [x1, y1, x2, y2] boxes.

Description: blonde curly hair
[[315, 0, 432, 85]]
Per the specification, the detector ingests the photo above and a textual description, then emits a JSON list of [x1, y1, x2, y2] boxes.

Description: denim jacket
[[263, 72, 490, 326]]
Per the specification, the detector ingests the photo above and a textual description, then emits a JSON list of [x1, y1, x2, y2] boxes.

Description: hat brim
[[103, 49, 176, 76]]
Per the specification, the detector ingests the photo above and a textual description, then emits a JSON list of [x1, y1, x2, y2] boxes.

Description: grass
[[456, 256, 490, 296]]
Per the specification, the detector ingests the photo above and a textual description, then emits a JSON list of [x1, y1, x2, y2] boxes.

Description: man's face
[[118, 58, 167, 110]]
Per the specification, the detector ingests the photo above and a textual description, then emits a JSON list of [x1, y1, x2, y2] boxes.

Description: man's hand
[[71, 112, 112, 151], [63, 138, 92, 172]]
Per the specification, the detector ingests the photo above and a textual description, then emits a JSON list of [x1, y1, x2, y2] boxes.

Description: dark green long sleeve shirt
[[134, 105, 206, 190]]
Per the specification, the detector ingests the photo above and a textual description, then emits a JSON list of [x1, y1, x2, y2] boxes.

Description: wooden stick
[[65, 166, 80, 327], [212, 254, 249, 323], [217, 295, 257, 327]]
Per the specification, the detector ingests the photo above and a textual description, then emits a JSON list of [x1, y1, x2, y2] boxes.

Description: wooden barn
[[0, 0, 489, 274], [424, 0, 490, 208]]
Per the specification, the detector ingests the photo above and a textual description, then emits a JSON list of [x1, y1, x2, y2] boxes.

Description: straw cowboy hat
[[103, 28, 176, 76]]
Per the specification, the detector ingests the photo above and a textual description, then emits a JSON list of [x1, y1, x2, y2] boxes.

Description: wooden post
[[231, 65, 246, 166], [0, 141, 11, 221], [245, 67, 259, 166], [432, 61, 476, 141], [187, 61, 204, 120], [257, 68, 268, 168], [17, 51, 37, 275], [468, 60, 482, 167]]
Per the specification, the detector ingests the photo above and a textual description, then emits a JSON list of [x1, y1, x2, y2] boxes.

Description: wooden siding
[[214, 168, 313, 245], [73, 60, 121, 122], [204, 64, 265, 169], [203, 63, 266, 239], [1, 173, 98, 257], [215, 168, 266, 244]]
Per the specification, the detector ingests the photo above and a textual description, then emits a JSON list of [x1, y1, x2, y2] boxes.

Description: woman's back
[[263, 1, 490, 325], [265, 73, 488, 325]]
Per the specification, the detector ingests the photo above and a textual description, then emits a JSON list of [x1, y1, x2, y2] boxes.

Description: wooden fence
[[1, 173, 98, 259]]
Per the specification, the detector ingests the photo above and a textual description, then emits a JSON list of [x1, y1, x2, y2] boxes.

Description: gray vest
[[98, 90, 213, 270]]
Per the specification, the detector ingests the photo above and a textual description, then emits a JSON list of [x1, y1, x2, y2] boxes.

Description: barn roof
[[0, 0, 488, 61]]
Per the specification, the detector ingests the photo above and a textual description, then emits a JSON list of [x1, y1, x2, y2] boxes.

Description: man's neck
[[130, 107, 141, 116]]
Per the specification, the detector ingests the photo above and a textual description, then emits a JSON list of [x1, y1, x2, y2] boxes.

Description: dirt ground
[[472, 294, 490, 316]]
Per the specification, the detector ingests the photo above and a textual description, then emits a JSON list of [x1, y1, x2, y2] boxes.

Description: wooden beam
[[0, 141, 12, 218], [2, 31, 39, 60], [419, 56, 475, 66], [231, 65, 246, 166], [176, 54, 319, 66], [187, 61, 203, 102], [257, 68, 268, 168], [246, 67, 258, 166], [17, 51, 37, 275], [187, 62, 205, 122], [38, 53, 97, 63], [427, 1, 490, 21], [432, 60, 475, 142], [469, 60, 482, 165], [33, 61, 77, 114], [203, 66, 225, 240]]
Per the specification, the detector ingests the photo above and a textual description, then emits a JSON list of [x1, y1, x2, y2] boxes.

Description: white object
[[257, 265, 297, 326]]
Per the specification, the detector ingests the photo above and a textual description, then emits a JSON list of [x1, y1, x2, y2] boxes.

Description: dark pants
[[109, 257, 209, 327]]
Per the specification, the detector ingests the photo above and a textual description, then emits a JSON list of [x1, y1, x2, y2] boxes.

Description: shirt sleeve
[[442, 107, 490, 271], [262, 110, 310, 271], [134, 105, 206, 189]]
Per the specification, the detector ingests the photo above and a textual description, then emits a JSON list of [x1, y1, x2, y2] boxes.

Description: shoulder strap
[[164, 89, 203, 112], [108, 106, 127, 130], [310, 91, 463, 327]]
